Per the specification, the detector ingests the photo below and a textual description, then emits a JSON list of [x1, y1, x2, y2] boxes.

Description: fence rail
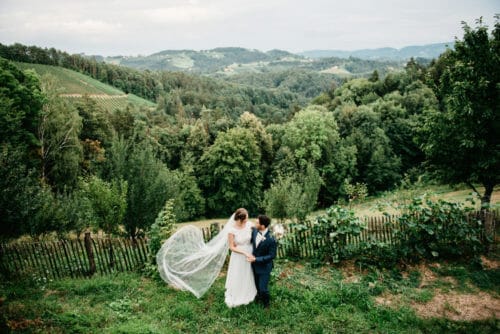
[[1, 210, 497, 280], [0, 233, 149, 280]]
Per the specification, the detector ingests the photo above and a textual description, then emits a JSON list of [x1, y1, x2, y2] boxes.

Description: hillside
[[104, 47, 306, 74], [14, 62, 156, 111], [102, 47, 405, 77], [299, 42, 453, 60]]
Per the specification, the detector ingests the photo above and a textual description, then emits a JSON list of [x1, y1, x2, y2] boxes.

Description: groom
[[248, 214, 277, 308]]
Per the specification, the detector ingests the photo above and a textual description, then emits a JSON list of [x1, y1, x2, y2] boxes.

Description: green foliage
[[39, 74, 83, 190], [282, 105, 339, 168], [121, 143, 173, 237], [199, 127, 263, 216], [0, 57, 43, 152], [421, 16, 500, 206], [79, 176, 128, 235], [147, 199, 176, 265], [264, 164, 322, 223], [395, 197, 487, 262], [0, 145, 42, 237], [171, 171, 205, 222], [312, 205, 366, 262], [336, 104, 402, 193], [343, 179, 368, 206]]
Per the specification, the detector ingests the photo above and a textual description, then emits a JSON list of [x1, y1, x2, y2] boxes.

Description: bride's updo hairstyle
[[234, 208, 248, 222]]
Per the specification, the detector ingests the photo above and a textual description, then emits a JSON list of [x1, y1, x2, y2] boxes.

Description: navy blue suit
[[251, 227, 277, 307]]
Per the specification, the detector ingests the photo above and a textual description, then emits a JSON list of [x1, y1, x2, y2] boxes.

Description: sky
[[0, 0, 498, 56]]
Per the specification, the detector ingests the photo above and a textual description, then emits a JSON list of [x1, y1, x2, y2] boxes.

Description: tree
[[122, 142, 173, 237], [0, 58, 43, 160], [263, 164, 322, 223], [199, 127, 263, 216], [38, 74, 83, 190], [421, 17, 500, 207], [80, 176, 128, 235]]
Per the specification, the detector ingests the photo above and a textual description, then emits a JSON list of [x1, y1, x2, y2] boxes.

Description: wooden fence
[[1, 210, 497, 281], [0, 232, 148, 280]]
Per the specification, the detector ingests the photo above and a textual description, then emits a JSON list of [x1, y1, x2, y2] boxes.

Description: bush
[[264, 164, 322, 223], [312, 205, 366, 262], [395, 197, 488, 262], [147, 199, 175, 262]]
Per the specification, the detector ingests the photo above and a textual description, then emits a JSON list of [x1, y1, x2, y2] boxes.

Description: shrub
[[395, 197, 487, 262], [312, 205, 366, 262], [147, 199, 176, 263]]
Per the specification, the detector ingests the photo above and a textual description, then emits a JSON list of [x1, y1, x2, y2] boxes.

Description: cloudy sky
[[0, 0, 498, 56]]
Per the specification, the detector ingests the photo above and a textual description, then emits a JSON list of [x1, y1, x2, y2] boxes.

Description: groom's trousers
[[254, 272, 271, 307]]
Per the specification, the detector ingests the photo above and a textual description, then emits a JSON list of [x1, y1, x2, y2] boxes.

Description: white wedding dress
[[224, 221, 257, 307], [156, 213, 256, 306]]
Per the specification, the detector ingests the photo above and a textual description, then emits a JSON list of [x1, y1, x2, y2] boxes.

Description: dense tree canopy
[[1, 16, 497, 239]]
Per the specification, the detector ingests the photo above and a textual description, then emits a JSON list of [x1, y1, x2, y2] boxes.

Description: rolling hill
[[14, 62, 156, 112], [102, 46, 405, 77], [299, 42, 453, 60]]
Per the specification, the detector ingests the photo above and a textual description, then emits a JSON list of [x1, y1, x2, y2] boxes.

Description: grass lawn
[[1, 252, 499, 333]]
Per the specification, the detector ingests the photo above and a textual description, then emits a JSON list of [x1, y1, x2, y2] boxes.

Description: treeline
[[0, 17, 497, 240]]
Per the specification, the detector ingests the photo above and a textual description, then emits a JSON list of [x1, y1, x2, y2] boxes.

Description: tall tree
[[38, 74, 83, 190], [199, 127, 263, 216], [421, 17, 499, 207], [0, 58, 42, 158]]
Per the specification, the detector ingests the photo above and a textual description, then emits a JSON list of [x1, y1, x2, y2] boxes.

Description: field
[[14, 62, 156, 111], [1, 254, 498, 333]]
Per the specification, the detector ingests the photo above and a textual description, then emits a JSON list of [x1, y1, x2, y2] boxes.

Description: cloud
[[142, 5, 225, 24], [0, 0, 497, 55]]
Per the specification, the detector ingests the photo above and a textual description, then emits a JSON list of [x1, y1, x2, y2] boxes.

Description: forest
[[0, 17, 498, 240]]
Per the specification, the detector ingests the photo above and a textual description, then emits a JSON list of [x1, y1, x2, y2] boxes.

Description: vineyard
[[14, 62, 156, 111]]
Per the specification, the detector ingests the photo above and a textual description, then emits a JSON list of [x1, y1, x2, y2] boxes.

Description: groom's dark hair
[[258, 214, 271, 228]]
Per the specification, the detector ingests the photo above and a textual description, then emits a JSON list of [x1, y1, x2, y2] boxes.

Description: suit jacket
[[251, 227, 277, 275]]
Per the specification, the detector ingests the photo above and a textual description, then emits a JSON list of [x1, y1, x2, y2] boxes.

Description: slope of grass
[[14, 62, 156, 111]]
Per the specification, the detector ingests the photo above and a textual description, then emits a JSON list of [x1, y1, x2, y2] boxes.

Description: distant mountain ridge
[[299, 42, 453, 60], [104, 47, 304, 73], [101, 42, 450, 75]]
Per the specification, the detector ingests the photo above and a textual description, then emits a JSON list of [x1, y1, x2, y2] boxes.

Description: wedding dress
[[224, 220, 257, 307], [156, 214, 256, 304]]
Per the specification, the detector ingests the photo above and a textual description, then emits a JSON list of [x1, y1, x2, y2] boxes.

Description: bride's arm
[[228, 233, 251, 257]]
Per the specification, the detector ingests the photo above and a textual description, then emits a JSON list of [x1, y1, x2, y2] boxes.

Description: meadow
[[1, 255, 498, 333]]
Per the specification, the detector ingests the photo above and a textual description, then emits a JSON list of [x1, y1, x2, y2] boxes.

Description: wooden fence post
[[84, 232, 96, 276]]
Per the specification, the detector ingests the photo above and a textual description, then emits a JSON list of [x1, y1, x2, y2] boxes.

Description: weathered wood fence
[[1, 211, 497, 281], [0, 232, 149, 280], [275, 210, 498, 258]]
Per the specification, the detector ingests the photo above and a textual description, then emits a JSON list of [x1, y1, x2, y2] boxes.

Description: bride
[[156, 208, 257, 307]]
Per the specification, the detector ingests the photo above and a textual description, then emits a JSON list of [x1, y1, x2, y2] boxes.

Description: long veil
[[156, 214, 235, 298]]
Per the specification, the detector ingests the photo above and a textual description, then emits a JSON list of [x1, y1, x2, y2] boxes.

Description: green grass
[[1, 259, 498, 333], [14, 62, 156, 111]]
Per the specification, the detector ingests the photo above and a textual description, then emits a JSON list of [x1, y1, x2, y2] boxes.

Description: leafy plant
[[144, 199, 176, 277], [312, 205, 366, 262], [395, 196, 488, 262]]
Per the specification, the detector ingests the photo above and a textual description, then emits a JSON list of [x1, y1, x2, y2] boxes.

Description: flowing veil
[[156, 214, 236, 298]]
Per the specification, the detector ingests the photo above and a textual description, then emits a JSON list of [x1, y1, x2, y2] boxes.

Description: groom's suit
[[251, 227, 277, 307]]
